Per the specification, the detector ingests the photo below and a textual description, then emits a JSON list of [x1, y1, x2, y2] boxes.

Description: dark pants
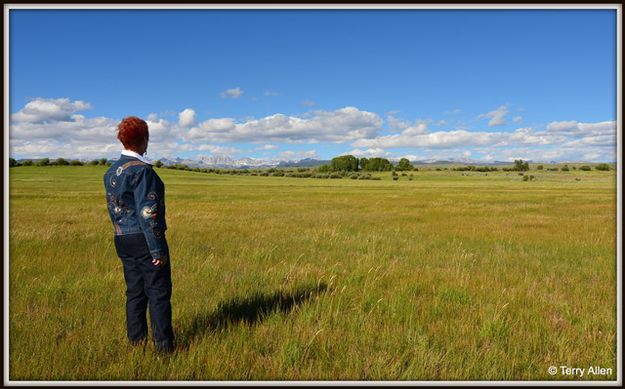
[[114, 232, 175, 352]]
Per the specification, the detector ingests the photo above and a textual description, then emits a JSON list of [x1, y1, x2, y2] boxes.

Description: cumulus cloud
[[11, 97, 91, 123], [277, 149, 319, 160], [257, 144, 278, 150], [220, 87, 244, 99], [353, 129, 503, 149], [178, 108, 196, 128], [546, 120, 615, 136], [348, 148, 391, 158], [185, 106, 383, 143], [479, 105, 509, 127], [386, 111, 429, 135], [9, 97, 616, 163]]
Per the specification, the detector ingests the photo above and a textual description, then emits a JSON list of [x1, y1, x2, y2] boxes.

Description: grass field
[[8, 165, 617, 381]]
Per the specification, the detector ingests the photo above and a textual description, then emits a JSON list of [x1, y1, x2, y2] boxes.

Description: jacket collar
[[121, 149, 154, 165]]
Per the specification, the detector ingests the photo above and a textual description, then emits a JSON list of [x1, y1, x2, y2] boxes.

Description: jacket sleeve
[[133, 167, 168, 260]]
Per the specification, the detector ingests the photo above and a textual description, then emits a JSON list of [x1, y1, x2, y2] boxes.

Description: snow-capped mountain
[[157, 155, 320, 169]]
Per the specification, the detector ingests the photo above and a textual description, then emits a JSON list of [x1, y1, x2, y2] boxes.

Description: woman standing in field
[[103, 116, 175, 354]]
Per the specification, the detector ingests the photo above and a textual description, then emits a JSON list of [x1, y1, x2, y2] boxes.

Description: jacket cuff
[[149, 249, 167, 260]]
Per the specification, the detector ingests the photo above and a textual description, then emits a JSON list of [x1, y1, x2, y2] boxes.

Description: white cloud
[[302, 100, 317, 107], [178, 108, 196, 128], [11, 97, 91, 123], [513, 116, 523, 123], [353, 129, 503, 149], [257, 144, 278, 150], [277, 149, 319, 160], [386, 112, 429, 135], [348, 148, 391, 158], [9, 97, 616, 163], [185, 106, 383, 143], [546, 120, 615, 136], [479, 105, 509, 127], [220, 87, 244, 99]]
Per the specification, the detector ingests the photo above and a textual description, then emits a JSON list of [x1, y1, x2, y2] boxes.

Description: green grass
[[9, 166, 617, 381]]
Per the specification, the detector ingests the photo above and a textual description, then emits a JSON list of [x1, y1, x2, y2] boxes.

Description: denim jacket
[[103, 155, 168, 260]]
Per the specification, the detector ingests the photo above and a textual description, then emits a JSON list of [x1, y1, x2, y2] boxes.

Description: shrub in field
[[513, 159, 530, 171], [371, 176, 381, 180], [329, 173, 342, 179], [70, 160, 83, 166], [154, 160, 163, 168], [401, 172, 407, 176], [408, 176, 413, 181], [595, 163, 611, 171], [536, 165, 543, 170], [547, 167, 559, 171], [250, 172, 258, 176], [88, 159, 99, 166], [37, 158, 51, 167], [397, 158, 413, 171], [579, 166, 592, 171], [259, 172, 269, 176], [436, 168, 442, 171], [575, 178, 581, 181], [523, 175, 529, 181], [392, 176, 399, 181], [413, 167, 419, 171], [561, 165, 570, 172], [529, 175, 535, 181], [22, 160, 33, 166], [349, 173, 359, 179], [518, 172, 524, 176], [391, 171, 398, 177]]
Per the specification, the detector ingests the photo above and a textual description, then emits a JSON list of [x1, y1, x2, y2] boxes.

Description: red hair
[[117, 116, 149, 151]]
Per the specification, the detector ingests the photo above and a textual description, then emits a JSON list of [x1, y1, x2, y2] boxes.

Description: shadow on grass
[[177, 282, 328, 350]]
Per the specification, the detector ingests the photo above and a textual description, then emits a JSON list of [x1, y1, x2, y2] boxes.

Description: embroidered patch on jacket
[[141, 204, 158, 219], [116, 167, 123, 176], [109, 175, 118, 188], [153, 228, 163, 239]]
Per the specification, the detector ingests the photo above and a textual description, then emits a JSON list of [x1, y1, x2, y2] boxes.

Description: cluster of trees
[[317, 155, 414, 172], [9, 158, 109, 167], [453, 165, 499, 172]]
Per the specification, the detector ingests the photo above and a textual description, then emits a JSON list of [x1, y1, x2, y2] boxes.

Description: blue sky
[[9, 8, 617, 162]]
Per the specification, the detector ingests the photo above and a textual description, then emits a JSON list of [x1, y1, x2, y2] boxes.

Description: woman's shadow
[[177, 282, 328, 350]]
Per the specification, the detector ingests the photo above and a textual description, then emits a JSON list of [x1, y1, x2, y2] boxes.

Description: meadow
[[8, 165, 617, 381]]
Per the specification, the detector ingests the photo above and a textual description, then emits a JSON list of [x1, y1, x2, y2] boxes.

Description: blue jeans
[[114, 232, 175, 352]]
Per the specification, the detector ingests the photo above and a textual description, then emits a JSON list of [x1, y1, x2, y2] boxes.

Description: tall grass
[[8, 166, 617, 381]]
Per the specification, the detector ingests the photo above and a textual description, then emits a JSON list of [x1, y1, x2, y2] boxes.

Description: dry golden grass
[[9, 165, 617, 381]]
